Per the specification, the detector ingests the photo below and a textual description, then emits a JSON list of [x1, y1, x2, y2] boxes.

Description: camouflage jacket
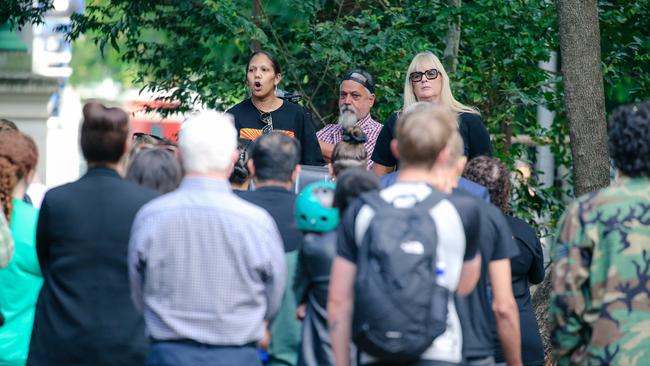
[[550, 177, 650, 365]]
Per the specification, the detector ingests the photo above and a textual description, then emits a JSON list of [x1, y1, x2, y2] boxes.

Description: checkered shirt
[[128, 177, 286, 345], [316, 114, 382, 169]]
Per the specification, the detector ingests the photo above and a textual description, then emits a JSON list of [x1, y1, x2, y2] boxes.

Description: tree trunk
[[442, 0, 461, 74], [556, 0, 610, 196], [532, 272, 553, 365], [250, 0, 262, 52]]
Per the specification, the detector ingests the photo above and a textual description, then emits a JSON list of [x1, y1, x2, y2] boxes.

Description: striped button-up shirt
[[316, 114, 382, 169], [128, 177, 286, 345]]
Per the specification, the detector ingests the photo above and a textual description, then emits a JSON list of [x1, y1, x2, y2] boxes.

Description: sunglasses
[[409, 68, 440, 82], [260, 112, 273, 134], [131, 143, 179, 158], [132, 132, 164, 142]]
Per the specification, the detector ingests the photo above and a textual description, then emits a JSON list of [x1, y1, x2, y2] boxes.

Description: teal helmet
[[295, 181, 339, 232]]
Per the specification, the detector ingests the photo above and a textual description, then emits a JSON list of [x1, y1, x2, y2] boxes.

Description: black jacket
[[493, 216, 545, 366], [28, 167, 158, 366]]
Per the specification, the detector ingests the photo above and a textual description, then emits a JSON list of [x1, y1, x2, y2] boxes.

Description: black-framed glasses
[[260, 112, 273, 134], [409, 68, 440, 82]]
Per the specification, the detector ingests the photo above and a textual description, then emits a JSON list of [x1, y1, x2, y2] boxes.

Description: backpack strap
[[361, 188, 445, 213], [412, 188, 445, 214]]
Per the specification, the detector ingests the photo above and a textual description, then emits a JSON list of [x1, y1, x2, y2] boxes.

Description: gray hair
[[179, 110, 237, 173]]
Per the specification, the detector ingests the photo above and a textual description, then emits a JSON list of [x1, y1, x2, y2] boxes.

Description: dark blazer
[[27, 167, 158, 366], [236, 186, 303, 252]]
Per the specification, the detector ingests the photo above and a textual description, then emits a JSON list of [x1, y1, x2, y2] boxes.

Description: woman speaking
[[228, 51, 324, 166]]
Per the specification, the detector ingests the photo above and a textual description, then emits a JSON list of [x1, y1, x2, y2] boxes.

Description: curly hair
[[0, 131, 38, 222], [608, 101, 650, 178], [462, 156, 511, 213], [331, 126, 368, 177]]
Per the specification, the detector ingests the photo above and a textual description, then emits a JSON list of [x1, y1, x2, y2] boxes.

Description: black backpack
[[352, 190, 450, 362]]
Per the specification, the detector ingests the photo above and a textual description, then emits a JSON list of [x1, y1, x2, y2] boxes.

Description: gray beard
[[338, 111, 357, 129]]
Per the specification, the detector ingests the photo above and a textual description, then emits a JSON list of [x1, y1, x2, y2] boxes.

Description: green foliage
[[69, 33, 133, 86], [59, 0, 650, 235], [1, 0, 53, 30], [599, 0, 650, 111]]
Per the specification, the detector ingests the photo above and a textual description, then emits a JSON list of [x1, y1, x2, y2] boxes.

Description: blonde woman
[[371, 51, 492, 176]]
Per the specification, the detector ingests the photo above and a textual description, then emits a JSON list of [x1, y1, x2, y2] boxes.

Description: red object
[[125, 100, 183, 142]]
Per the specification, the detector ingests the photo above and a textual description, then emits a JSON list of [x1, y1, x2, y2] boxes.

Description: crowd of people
[[0, 49, 648, 366]]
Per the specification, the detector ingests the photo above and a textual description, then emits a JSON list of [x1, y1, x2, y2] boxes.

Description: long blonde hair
[[403, 52, 479, 115]]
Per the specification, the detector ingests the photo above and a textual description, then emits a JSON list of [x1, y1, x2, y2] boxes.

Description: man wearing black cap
[[317, 69, 382, 169]]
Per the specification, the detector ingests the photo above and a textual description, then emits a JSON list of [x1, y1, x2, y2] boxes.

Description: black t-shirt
[[452, 190, 519, 359], [236, 186, 304, 252], [371, 111, 492, 168], [227, 98, 325, 166]]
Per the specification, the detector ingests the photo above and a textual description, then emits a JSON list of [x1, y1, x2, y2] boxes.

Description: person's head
[[608, 101, 650, 178], [0, 131, 38, 222], [403, 52, 478, 115], [80, 102, 130, 165], [0, 119, 18, 132], [132, 132, 162, 148], [128, 132, 166, 165], [125, 148, 183, 194], [246, 50, 282, 100], [229, 140, 251, 190], [248, 132, 301, 185], [333, 168, 379, 215], [338, 69, 376, 127], [330, 126, 368, 177], [393, 103, 456, 170], [179, 110, 238, 177], [463, 156, 511, 213], [295, 180, 339, 233]]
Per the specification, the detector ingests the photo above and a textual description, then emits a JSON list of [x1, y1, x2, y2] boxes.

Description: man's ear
[[368, 93, 376, 107], [247, 159, 256, 178], [390, 139, 400, 159], [435, 146, 451, 167], [291, 164, 301, 184], [456, 156, 467, 177]]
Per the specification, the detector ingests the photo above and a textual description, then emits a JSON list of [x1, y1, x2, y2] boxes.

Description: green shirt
[[0, 199, 42, 366], [268, 251, 301, 366], [550, 177, 650, 365]]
